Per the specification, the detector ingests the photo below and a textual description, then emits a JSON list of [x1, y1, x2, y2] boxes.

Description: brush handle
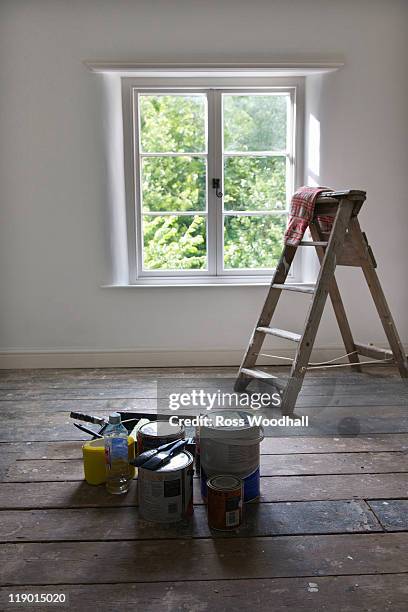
[[131, 438, 185, 467], [73, 423, 103, 439], [70, 411, 106, 426], [140, 439, 188, 471], [167, 438, 187, 458], [131, 448, 157, 467]]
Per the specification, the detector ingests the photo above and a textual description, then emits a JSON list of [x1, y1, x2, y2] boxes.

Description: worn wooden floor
[[0, 365, 407, 611]]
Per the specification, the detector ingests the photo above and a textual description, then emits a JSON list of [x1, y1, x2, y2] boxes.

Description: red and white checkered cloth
[[284, 186, 333, 246]]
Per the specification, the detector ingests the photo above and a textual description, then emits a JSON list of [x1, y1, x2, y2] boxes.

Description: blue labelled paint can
[[201, 464, 260, 502], [199, 410, 263, 502]]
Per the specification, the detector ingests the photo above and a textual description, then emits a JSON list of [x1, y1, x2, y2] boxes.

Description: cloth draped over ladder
[[284, 186, 333, 246]]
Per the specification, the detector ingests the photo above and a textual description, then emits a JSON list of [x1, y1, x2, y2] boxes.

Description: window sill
[[101, 278, 313, 288]]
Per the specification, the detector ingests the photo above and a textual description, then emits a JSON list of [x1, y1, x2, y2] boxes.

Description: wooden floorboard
[[367, 500, 408, 531], [1, 434, 407, 458], [1, 473, 407, 508], [0, 366, 407, 611], [0, 378, 406, 400], [2, 404, 408, 442], [2, 533, 408, 585], [0, 500, 381, 543], [2, 451, 407, 482], [0, 363, 397, 379], [1, 574, 407, 612]]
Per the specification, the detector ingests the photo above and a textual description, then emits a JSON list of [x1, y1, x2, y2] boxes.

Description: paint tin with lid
[[200, 410, 263, 476], [207, 474, 243, 531], [137, 420, 185, 454], [138, 451, 194, 523], [199, 410, 263, 501]]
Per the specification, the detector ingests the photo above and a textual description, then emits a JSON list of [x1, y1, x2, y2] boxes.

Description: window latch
[[212, 178, 223, 198]]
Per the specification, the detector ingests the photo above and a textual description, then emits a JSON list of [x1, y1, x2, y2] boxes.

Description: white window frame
[[121, 76, 304, 285]]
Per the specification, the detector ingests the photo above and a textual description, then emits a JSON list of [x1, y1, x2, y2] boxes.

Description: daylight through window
[[133, 87, 296, 278]]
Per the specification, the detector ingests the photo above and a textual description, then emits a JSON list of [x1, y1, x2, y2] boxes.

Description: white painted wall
[[0, 0, 407, 366]]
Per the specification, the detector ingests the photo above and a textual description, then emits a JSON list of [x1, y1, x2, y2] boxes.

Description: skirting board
[[0, 346, 404, 369]]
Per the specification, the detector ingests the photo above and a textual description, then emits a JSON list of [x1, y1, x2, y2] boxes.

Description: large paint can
[[137, 420, 185, 454], [200, 410, 263, 502], [138, 451, 194, 523], [207, 475, 243, 530]]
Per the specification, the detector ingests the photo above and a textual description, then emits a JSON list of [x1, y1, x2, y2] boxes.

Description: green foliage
[[224, 156, 286, 211], [139, 94, 288, 271], [140, 95, 206, 153], [143, 215, 206, 270], [224, 215, 286, 269], [142, 156, 206, 212], [223, 94, 287, 152]]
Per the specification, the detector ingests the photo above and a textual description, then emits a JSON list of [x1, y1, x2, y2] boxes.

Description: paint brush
[[140, 438, 188, 471], [73, 422, 103, 439], [131, 438, 183, 468], [70, 411, 107, 426], [131, 438, 188, 470]]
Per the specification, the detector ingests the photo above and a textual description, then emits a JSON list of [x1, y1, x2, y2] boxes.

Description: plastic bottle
[[104, 412, 131, 494]]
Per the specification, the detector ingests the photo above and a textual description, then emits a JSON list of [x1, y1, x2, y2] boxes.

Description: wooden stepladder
[[234, 189, 408, 415]]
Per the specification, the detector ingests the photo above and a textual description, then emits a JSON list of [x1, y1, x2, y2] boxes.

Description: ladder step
[[299, 241, 328, 247], [257, 327, 301, 342], [240, 368, 285, 392], [272, 284, 315, 294], [354, 342, 394, 361], [241, 368, 277, 380]]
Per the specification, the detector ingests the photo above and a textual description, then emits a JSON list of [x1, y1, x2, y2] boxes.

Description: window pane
[[140, 95, 206, 153], [224, 156, 286, 211], [143, 215, 207, 270], [223, 94, 287, 152], [142, 156, 206, 212], [224, 215, 286, 269]]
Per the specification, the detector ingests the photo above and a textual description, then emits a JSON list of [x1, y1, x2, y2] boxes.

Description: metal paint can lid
[[207, 474, 242, 491], [156, 451, 193, 472], [139, 420, 184, 439], [200, 410, 263, 443]]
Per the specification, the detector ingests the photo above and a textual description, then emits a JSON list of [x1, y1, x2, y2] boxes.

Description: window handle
[[212, 178, 223, 198]]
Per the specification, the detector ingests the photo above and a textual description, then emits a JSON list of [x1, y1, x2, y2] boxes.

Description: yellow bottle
[[82, 437, 135, 486]]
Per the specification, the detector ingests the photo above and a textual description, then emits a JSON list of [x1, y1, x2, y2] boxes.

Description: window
[[123, 78, 302, 283]]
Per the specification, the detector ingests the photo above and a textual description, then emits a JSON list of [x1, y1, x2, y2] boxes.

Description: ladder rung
[[299, 241, 328, 247], [240, 368, 285, 391], [272, 284, 315, 294], [354, 342, 394, 361], [257, 327, 301, 342], [241, 368, 277, 380]]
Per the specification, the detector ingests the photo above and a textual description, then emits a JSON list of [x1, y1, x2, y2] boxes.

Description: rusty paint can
[[138, 451, 194, 523], [207, 474, 243, 531], [137, 420, 185, 454]]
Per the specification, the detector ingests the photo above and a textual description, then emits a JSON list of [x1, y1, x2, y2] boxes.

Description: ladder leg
[[234, 244, 297, 391], [309, 222, 361, 371], [348, 218, 408, 378], [282, 200, 356, 414]]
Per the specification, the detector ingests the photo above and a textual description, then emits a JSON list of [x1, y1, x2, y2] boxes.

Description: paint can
[[201, 465, 260, 503], [207, 475, 243, 530], [138, 451, 194, 523], [199, 410, 263, 501], [137, 420, 185, 454]]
